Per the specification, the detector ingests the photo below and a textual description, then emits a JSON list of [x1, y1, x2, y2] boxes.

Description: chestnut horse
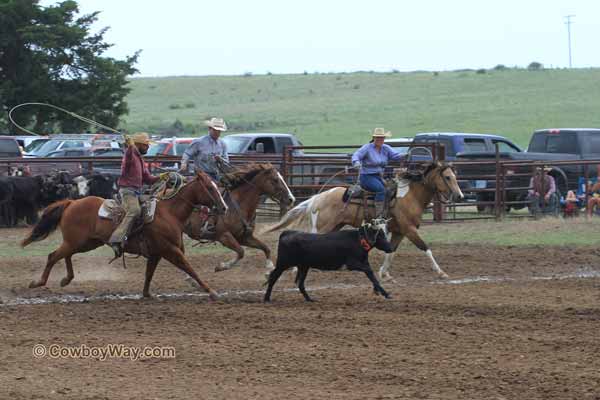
[[21, 172, 228, 300], [184, 163, 295, 272], [263, 162, 464, 281]]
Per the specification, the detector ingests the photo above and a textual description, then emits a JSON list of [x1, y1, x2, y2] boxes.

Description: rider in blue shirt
[[351, 127, 403, 217]]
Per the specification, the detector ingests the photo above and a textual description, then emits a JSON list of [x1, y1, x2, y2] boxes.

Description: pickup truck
[[455, 128, 600, 210], [409, 132, 523, 160]]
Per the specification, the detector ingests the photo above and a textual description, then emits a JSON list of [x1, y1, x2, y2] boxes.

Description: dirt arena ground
[[1, 226, 600, 400]]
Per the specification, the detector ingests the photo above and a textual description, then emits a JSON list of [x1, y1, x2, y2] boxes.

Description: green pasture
[[123, 68, 600, 148]]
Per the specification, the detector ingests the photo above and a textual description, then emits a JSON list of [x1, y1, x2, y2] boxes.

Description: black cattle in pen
[[264, 221, 393, 302]]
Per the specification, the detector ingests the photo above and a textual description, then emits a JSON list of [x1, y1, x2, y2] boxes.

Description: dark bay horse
[[21, 172, 228, 300], [263, 161, 464, 281], [184, 163, 295, 272]]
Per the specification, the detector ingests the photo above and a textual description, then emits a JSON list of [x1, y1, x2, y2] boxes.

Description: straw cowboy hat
[[371, 127, 391, 138], [131, 132, 151, 145], [205, 117, 228, 132]]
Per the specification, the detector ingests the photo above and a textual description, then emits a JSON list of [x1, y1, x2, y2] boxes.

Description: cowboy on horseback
[[108, 132, 162, 258], [180, 117, 230, 181], [351, 127, 404, 218]]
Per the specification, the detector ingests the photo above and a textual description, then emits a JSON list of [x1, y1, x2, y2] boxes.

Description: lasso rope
[[8, 102, 123, 136]]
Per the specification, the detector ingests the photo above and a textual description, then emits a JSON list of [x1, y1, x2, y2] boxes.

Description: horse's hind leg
[[163, 247, 218, 301], [214, 232, 244, 272], [60, 240, 103, 287], [29, 242, 73, 288], [60, 256, 74, 287]]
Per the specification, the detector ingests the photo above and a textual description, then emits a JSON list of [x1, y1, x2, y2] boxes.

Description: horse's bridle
[[424, 166, 456, 204]]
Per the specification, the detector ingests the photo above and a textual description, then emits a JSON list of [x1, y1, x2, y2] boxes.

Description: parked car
[[146, 137, 194, 170], [45, 147, 124, 175], [0, 137, 23, 158], [411, 132, 522, 160], [25, 138, 93, 157]]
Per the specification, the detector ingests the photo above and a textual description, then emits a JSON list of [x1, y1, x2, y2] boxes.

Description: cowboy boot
[[374, 200, 386, 219]]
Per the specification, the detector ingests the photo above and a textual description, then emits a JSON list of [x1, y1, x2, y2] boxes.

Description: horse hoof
[[142, 293, 155, 299], [215, 264, 229, 272], [60, 277, 72, 287], [439, 273, 450, 280], [208, 290, 220, 301], [265, 260, 275, 271], [28, 280, 42, 289], [184, 276, 201, 289]]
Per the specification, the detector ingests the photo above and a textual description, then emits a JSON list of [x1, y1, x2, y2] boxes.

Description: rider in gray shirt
[[181, 117, 229, 180]]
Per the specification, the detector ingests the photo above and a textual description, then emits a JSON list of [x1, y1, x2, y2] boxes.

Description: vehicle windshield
[[31, 140, 62, 156], [147, 142, 169, 156], [222, 136, 250, 153], [24, 139, 49, 153]]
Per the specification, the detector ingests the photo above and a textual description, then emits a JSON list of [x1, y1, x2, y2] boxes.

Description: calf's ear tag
[[360, 238, 371, 251]]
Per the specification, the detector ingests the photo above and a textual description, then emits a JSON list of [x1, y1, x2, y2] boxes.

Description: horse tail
[[261, 197, 317, 234], [21, 200, 72, 247]]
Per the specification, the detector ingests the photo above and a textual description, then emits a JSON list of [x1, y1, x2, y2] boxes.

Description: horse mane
[[223, 163, 272, 190], [398, 161, 449, 182]]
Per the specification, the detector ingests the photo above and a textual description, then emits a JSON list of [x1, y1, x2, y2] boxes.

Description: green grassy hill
[[123, 68, 600, 148]]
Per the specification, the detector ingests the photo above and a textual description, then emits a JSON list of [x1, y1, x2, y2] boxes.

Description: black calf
[[264, 223, 393, 302]]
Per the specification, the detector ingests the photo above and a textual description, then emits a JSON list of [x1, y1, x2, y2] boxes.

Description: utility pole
[[564, 15, 575, 68]]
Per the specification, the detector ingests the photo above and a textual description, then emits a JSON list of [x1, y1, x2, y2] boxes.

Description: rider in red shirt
[[108, 132, 160, 257]]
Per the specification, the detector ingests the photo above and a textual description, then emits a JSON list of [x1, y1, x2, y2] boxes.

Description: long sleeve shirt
[[181, 135, 229, 176], [117, 145, 159, 189], [351, 143, 403, 175]]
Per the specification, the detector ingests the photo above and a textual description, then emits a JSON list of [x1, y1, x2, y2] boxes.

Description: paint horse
[[263, 161, 464, 281], [184, 163, 295, 272], [21, 172, 228, 300]]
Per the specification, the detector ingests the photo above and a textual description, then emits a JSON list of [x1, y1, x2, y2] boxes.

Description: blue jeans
[[360, 174, 386, 201]]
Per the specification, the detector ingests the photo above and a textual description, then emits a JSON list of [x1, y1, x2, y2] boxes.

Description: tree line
[[0, 0, 138, 134]]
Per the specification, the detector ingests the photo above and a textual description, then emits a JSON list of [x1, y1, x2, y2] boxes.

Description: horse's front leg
[[379, 231, 404, 282], [242, 234, 274, 271], [214, 231, 244, 272], [162, 246, 218, 300], [405, 228, 448, 279]]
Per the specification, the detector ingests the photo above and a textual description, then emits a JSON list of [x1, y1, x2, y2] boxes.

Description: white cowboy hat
[[371, 127, 391, 138], [205, 117, 228, 132]]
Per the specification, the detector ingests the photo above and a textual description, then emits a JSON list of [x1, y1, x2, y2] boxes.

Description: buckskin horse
[[262, 161, 464, 281], [21, 172, 228, 300], [184, 163, 295, 272]]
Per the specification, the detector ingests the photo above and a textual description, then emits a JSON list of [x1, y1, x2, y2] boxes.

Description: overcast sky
[[42, 0, 599, 76]]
